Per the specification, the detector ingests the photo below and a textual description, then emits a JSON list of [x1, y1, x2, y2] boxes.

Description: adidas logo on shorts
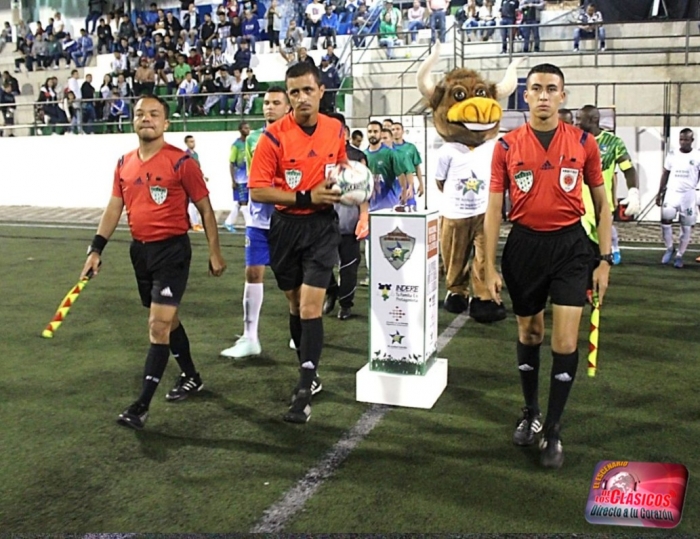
[[160, 287, 173, 298]]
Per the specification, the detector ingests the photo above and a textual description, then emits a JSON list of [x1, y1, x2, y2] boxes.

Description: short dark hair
[[383, 118, 393, 124], [136, 94, 170, 118], [238, 121, 249, 130], [526, 63, 565, 87], [380, 128, 393, 136], [367, 120, 382, 129], [326, 112, 346, 126], [184, 135, 194, 142], [392, 121, 404, 129], [266, 84, 287, 94], [558, 107, 572, 115], [71, 69, 78, 76], [285, 61, 321, 86], [680, 128, 694, 137], [351, 129, 363, 138]]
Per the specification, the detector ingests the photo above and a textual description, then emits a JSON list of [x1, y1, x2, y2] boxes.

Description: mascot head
[[417, 44, 523, 147]]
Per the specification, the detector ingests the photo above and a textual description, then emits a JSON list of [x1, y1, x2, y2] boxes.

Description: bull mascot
[[417, 45, 521, 323]]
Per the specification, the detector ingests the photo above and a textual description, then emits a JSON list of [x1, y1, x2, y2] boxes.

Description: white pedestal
[[356, 208, 448, 409], [356, 358, 448, 409]]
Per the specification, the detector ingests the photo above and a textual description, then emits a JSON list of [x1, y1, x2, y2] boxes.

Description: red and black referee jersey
[[248, 112, 348, 215], [113, 143, 209, 242], [491, 122, 604, 231]]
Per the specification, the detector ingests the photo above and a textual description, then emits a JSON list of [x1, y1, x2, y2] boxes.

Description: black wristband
[[89, 234, 108, 256], [296, 190, 312, 208]]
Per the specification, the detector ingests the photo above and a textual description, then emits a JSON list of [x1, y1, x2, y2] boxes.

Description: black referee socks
[[545, 349, 579, 430], [289, 313, 302, 362], [299, 317, 323, 389], [170, 323, 197, 378], [138, 343, 170, 407], [301, 317, 323, 367], [517, 341, 541, 413]]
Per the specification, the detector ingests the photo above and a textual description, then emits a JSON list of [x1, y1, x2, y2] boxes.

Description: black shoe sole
[[165, 383, 204, 402], [116, 416, 145, 430], [283, 411, 311, 423]]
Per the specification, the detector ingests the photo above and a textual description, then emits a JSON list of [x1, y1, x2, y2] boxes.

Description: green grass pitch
[[0, 225, 698, 533]]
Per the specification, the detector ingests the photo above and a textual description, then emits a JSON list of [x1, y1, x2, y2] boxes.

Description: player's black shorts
[[129, 234, 191, 308], [501, 222, 594, 317], [268, 208, 341, 291]]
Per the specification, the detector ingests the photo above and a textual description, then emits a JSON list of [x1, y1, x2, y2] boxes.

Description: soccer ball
[[331, 161, 374, 206]]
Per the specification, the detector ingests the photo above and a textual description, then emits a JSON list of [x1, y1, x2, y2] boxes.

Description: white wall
[[0, 125, 673, 221]]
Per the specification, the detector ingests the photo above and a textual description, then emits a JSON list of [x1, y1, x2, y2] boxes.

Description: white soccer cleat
[[621, 187, 641, 217], [220, 337, 262, 359]]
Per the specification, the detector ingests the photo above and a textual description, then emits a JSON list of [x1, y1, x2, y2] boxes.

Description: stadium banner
[[368, 209, 439, 375], [0, 126, 679, 222]]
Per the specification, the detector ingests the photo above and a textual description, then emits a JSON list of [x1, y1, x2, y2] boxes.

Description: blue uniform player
[[221, 88, 291, 359]]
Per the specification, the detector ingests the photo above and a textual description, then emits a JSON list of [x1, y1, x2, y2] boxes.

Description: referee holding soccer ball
[[81, 95, 226, 431], [249, 62, 347, 424]]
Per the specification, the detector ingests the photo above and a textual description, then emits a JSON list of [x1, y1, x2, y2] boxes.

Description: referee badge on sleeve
[[514, 170, 534, 193], [149, 185, 168, 205], [559, 168, 579, 193]]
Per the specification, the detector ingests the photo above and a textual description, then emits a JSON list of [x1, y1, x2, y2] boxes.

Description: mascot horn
[[418, 44, 523, 323]]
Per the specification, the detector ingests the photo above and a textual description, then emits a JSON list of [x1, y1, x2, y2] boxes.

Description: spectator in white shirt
[[174, 71, 199, 117], [477, 0, 497, 41], [574, 2, 605, 51], [406, 0, 426, 43], [67, 68, 82, 99], [305, 0, 324, 49], [53, 12, 66, 39], [110, 50, 127, 77]]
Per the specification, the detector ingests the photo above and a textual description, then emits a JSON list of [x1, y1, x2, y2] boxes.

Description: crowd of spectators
[[0, 0, 605, 134]]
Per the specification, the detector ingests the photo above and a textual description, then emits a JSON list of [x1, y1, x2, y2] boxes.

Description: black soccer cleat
[[291, 374, 323, 403], [337, 307, 352, 320], [284, 388, 312, 424], [165, 372, 204, 401], [512, 407, 542, 446], [117, 401, 149, 430], [323, 292, 337, 315], [540, 424, 564, 469]]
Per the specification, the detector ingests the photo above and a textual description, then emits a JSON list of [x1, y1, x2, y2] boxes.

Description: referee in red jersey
[[484, 64, 612, 469], [249, 62, 347, 423], [80, 95, 227, 430]]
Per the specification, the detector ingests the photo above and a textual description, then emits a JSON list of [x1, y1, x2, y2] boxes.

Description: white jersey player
[[220, 88, 290, 359], [655, 128, 700, 268]]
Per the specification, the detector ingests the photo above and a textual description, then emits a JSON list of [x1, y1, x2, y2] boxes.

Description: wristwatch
[[599, 253, 614, 266]]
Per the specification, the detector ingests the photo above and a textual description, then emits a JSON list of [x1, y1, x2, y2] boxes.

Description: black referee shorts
[[268, 209, 341, 291], [129, 234, 191, 308], [501, 222, 595, 317]]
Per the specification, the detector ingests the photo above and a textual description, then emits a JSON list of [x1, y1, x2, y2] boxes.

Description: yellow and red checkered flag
[[588, 294, 600, 377], [41, 270, 95, 339]]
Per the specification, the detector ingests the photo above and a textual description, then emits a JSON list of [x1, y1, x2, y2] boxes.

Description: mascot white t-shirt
[[436, 139, 496, 219]]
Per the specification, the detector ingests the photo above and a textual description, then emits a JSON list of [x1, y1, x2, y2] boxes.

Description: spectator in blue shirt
[[143, 3, 160, 32], [139, 37, 156, 59], [239, 10, 259, 53], [319, 55, 340, 113], [71, 28, 94, 67], [107, 90, 128, 133], [320, 5, 339, 48], [231, 39, 252, 72]]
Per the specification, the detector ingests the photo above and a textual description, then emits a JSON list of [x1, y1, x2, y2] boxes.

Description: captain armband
[[619, 160, 633, 171]]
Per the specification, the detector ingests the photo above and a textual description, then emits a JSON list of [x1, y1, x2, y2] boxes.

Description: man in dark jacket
[[319, 55, 340, 114]]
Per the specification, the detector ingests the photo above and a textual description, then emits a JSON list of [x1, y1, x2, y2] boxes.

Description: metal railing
[[3, 80, 700, 138]]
